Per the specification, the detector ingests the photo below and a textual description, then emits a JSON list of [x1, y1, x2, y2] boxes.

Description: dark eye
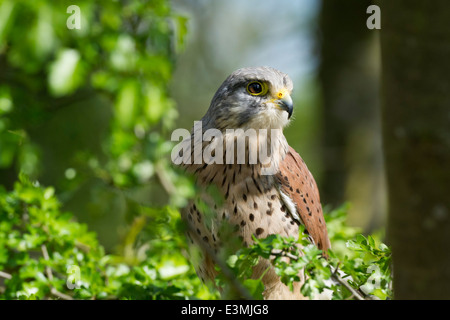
[[246, 81, 267, 96]]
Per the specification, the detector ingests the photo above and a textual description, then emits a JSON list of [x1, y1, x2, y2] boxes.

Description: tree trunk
[[380, 0, 450, 299], [318, 0, 384, 231]]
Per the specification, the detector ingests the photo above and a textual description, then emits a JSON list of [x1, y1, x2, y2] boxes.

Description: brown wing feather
[[276, 146, 331, 253]]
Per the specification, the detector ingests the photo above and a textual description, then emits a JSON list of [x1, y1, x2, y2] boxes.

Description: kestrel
[[175, 67, 330, 300]]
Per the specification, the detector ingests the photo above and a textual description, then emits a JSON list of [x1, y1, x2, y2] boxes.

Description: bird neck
[[179, 127, 289, 188]]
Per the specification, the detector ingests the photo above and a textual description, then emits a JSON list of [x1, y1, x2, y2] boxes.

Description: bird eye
[[246, 81, 267, 96]]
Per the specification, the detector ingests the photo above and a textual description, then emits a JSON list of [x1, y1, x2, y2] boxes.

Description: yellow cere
[[276, 88, 289, 99]]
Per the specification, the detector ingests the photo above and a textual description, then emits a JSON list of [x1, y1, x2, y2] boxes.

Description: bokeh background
[[0, 0, 383, 253]]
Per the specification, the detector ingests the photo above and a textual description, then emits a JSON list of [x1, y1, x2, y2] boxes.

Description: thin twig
[[270, 249, 370, 300], [155, 162, 177, 195], [41, 244, 53, 282], [330, 268, 365, 301], [50, 288, 74, 300], [0, 271, 12, 280], [187, 223, 253, 300], [41, 244, 74, 300], [270, 250, 299, 261]]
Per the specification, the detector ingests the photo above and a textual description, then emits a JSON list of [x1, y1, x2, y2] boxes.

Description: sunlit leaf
[[48, 48, 83, 96]]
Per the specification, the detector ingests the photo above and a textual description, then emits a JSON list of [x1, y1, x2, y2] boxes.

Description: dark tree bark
[[318, 0, 383, 220], [380, 0, 450, 299]]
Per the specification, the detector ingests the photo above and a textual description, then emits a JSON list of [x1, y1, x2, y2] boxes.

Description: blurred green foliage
[[0, 0, 192, 249], [0, 0, 206, 300], [0, 175, 215, 299], [0, 177, 390, 299]]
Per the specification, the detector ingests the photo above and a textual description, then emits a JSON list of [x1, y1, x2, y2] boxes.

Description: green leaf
[[48, 48, 83, 97], [242, 279, 264, 300], [115, 80, 138, 129]]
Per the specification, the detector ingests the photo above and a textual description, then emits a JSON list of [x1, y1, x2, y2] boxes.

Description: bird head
[[202, 66, 294, 131]]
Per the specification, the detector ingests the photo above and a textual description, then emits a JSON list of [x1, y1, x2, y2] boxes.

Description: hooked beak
[[277, 94, 293, 119]]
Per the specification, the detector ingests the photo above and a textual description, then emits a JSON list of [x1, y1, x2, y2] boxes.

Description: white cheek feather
[[244, 104, 290, 130]]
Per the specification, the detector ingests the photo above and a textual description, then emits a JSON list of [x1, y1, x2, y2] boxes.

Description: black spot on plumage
[[243, 194, 247, 201], [256, 228, 264, 236], [249, 213, 255, 221], [254, 202, 258, 209], [240, 220, 246, 227]]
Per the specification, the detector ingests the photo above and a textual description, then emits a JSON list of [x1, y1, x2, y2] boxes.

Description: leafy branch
[[219, 205, 392, 300]]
